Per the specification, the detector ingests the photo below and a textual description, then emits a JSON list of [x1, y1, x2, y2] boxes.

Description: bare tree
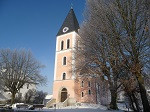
[[75, 0, 150, 111], [120, 74, 141, 111], [113, 0, 150, 111], [33, 90, 47, 104], [0, 49, 46, 105], [15, 93, 23, 103], [75, 4, 125, 110], [0, 78, 3, 91], [24, 89, 36, 104]]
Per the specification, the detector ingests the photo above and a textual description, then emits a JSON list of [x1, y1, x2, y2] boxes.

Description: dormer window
[[67, 39, 70, 49], [63, 57, 66, 65], [61, 41, 64, 50]]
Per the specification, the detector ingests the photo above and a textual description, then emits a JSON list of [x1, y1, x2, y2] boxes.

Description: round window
[[63, 27, 69, 33]]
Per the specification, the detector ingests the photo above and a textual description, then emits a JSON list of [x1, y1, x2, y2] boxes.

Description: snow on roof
[[45, 94, 53, 99]]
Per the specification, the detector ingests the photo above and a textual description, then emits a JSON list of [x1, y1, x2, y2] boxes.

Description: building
[[0, 84, 36, 103], [18, 84, 36, 99], [46, 8, 109, 107], [43, 94, 53, 106], [0, 90, 11, 103]]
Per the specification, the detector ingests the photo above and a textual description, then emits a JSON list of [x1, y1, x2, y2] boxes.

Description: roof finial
[[71, 3, 73, 9]]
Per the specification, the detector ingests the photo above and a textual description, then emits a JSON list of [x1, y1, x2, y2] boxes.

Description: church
[[46, 8, 110, 108]]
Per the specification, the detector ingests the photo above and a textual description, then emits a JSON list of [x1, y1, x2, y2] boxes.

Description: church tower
[[52, 8, 80, 103], [48, 8, 110, 107]]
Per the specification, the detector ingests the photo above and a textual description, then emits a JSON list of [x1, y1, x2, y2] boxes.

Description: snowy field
[[14, 108, 124, 112], [9, 103, 129, 112]]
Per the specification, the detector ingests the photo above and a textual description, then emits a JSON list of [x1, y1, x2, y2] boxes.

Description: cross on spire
[[71, 3, 73, 9]]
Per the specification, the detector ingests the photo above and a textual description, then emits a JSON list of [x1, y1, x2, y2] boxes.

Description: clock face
[[63, 27, 69, 33]]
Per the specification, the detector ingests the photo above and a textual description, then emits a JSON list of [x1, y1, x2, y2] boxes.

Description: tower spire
[[57, 8, 79, 36]]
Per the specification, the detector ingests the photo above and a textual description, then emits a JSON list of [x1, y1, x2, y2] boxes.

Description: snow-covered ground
[[14, 103, 128, 112], [14, 108, 124, 112], [51, 103, 129, 111]]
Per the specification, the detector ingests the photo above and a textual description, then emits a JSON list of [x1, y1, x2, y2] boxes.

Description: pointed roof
[[57, 8, 80, 36]]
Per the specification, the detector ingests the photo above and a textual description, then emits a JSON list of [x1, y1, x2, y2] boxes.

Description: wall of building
[[74, 75, 110, 105], [53, 32, 76, 103]]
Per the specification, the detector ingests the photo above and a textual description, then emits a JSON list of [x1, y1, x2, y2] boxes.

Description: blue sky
[[0, 0, 85, 94]]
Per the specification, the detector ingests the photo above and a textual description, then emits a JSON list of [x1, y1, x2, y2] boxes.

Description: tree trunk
[[109, 90, 118, 110], [11, 92, 16, 105], [138, 82, 150, 112], [132, 93, 140, 112], [128, 94, 137, 112]]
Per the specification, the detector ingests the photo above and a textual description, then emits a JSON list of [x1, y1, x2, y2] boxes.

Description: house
[[43, 94, 53, 106], [0, 90, 11, 103], [0, 84, 36, 103]]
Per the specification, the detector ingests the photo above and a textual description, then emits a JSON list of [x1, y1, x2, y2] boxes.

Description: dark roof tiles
[[57, 9, 80, 36]]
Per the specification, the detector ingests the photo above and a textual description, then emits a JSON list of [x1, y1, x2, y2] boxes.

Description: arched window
[[62, 73, 66, 80], [61, 41, 64, 50], [88, 81, 91, 87], [63, 57, 66, 65], [62, 88, 67, 91], [67, 39, 70, 49], [88, 90, 91, 95], [81, 92, 84, 97], [81, 81, 84, 87]]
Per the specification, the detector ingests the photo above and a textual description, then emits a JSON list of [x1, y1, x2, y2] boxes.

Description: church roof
[[57, 8, 80, 36]]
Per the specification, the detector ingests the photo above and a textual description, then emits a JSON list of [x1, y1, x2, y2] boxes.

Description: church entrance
[[60, 88, 67, 102]]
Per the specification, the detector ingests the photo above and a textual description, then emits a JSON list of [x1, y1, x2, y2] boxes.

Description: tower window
[[88, 81, 91, 87], [62, 73, 66, 80], [88, 90, 91, 95], [81, 92, 84, 97], [67, 39, 70, 49], [61, 41, 64, 50], [63, 57, 66, 65], [81, 81, 84, 87]]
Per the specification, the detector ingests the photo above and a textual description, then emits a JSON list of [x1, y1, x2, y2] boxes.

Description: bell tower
[[52, 8, 80, 103]]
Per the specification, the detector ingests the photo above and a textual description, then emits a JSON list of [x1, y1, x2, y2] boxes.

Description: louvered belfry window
[[61, 41, 64, 50], [67, 39, 70, 49]]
